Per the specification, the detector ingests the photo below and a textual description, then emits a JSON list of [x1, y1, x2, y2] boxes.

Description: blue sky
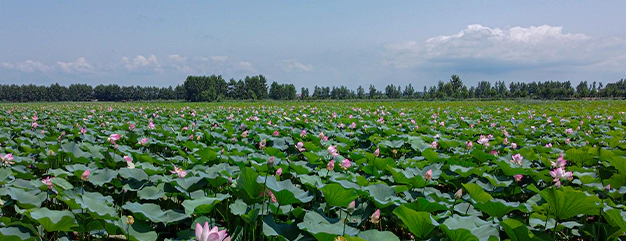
[[1, 1, 626, 90]]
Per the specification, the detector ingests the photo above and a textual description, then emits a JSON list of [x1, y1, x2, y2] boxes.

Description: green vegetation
[[0, 100, 625, 240]]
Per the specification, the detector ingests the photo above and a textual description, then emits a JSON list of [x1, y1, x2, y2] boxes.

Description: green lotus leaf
[[88, 168, 118, 186], [182, 194, 230, 215], [28, 208, 78, 232], [6, 188, 46, 209], [474, 199, 519, 219], [137, 185, 165, 200], [262, 215, 300, 241], [357, 229, 400, 241], [320, 183, 358, 208], [462, 183, 493, 203], [539, 186, 600, 220], [405, 197, 449, 213], [500, 218, 543, 241], [122, 202, 187, 224], [257, 176, 313, 204], [393, 205, 438, 239]]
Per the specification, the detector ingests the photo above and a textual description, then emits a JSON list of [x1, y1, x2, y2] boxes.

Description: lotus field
[[2, 101, 626, 241]]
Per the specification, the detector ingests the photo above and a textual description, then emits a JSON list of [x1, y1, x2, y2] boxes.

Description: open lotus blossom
[[430, 141, 438, 149], [81, 169, 90, 181], [259, 139, 267, 148], [42, 176, 54, 190], [295, 142, 306, 152], [124, 156, 135, 169], [514, 174, 523, 182], [327, 160, 335, 170], [300, 130, 307, 137], [327, 146, 339, 157], [108, 134, 121, 144], [511, 143, 518, 149], [545, 143, 553, 148], [550, 167, 573, 188], [424, 169, 433, 181], [370, 209, 381, 224], [147, 121, 155, 129], [79, 127, 87, 134], [510, 154, 523, 166], [139, 138, 148, 145], [477, 135, 489, 146], [171, 165, 187, 178], [551, 155, 567, 168], [1, 153, 15, 166], [195, 222, 230, 241], [241, 130, 248, 138], [129, 124, 135, 130], [340, 159, 352, 169]]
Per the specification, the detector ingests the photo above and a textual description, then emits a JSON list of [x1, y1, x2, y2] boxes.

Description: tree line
[[1, 74, 625, 102]]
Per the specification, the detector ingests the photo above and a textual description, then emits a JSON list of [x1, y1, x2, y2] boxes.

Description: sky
[[1, 1, 626, 90]]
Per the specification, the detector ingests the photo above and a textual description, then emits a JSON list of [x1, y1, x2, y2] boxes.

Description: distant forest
[[1, 74, 626, 102]]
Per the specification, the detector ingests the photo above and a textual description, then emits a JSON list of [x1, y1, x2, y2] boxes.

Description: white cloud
[[282, 59, 313, 72], [122, 55, 162, 72], [168, 54, 187, 63], [0, 62, 15, 69], [56, 57, 95, 73], [14, 60, 54, 73], [384, 24, 626, 72], [235, 61, 257, 73], [210, 56, 228, 62]]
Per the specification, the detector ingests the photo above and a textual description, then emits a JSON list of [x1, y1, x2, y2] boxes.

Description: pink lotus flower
[[514, 174, 523, 182], [327, 146, 339, 157], [42, 176, 54, 190], [373, 148, 380, 157], [195, 222, 230, 241], [108, 134, 121, 143], [430, 141, 438, 149], [327, 160, 335, 170], [81, 170, 90, 181], [259, 139, 267, 148], [139, 138, 148, 145], [2, 153, 15, 166], [276, 167, 282, 176], [424, 169, 432, 181], [147, 122, 155, 129], [477, 135, 489, 146], [511, 143, 518, 149], [241, 130, 248, 138], [171, 165, 187, 178], [32, 122, 38, 128], [545, 143, 552, 148], [454, 189, 463, 199], [300, 130, 307, 137], [340, 159, 352, 170], [550, 167, 573, 188], [551, 155, 567, 168], [370, 209, 381, 224], [129, 124, 136, 130], [79, 127, 87, 134], [510, 154, 523, 166], [466, 141, 473, 150], [262, 188, 277, 203], [295, 142, 306, 152], [347, 200, 356, 212]]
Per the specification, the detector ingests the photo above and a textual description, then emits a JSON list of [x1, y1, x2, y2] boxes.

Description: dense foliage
[[0, 101, 625, 241], [2, 75, 626, 102]]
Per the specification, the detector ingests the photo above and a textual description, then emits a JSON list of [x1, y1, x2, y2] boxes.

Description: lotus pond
[[1, 100, 626, 241]]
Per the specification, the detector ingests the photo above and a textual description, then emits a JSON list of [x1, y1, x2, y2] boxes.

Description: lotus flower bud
[[454, 189, 463, 200]]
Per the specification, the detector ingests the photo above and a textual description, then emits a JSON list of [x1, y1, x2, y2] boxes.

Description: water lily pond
[[1, 100, 625, 241]]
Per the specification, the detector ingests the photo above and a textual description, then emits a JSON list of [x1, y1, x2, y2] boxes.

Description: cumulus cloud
[[9, 60, 54, 73], [0, 62, 15, 69], [235, 61, 257, 73], [168, 54, 187, 63], [209, 56, 228, 62], [282, 59, 313, 72], [122, 55, 162, 72], [384, 24, 626, 73], [56, 57, 95, 73]]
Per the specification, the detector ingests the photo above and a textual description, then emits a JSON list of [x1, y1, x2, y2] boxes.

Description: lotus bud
[[347, 200, 356, 212], [370, 209, 380, 224], [268, 156, 275, 168], [373, 148, 380, 157], [514, 174, 523, 182], [81, 169, 90, 181], [126, 216, 135, 225], [454, 189, 463, 200], [605, 184, 611, 191], [276, 167, 282, 177], [424, 169, 432, 181]]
